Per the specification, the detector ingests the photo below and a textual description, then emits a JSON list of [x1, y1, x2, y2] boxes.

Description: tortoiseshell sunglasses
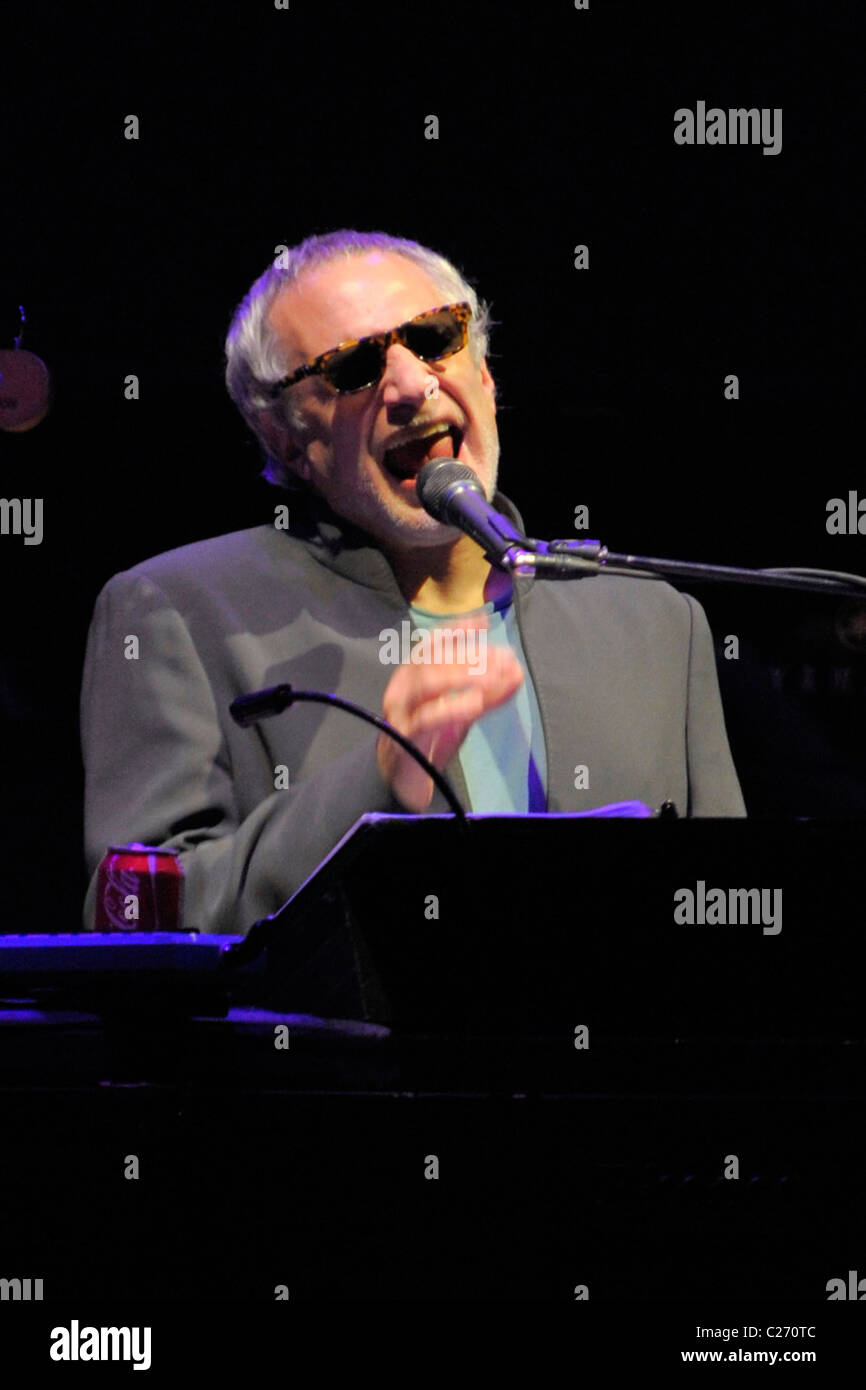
[[268, 302, 472, 397]]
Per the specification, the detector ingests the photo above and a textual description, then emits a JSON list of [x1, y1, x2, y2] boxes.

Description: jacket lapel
[[290, 488, 551, 814]]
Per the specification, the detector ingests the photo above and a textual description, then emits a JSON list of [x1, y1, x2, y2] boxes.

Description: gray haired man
[[80, 230, 745, 934]]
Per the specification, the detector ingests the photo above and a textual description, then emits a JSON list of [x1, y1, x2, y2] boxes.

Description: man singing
[[80, 229, 745, 935]]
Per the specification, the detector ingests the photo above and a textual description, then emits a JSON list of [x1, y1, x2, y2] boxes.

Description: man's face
[[266, 252, 499, 551]]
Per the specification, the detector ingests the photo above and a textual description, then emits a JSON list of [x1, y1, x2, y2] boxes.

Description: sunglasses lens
[[325, 340, 384, 392], [404, 310, 464, 360], [322, 308, 467, 393]]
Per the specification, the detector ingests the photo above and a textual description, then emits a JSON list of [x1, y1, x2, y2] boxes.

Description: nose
[[380, 341, 437, 405]]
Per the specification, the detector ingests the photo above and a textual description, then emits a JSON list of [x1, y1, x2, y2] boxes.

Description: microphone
[[229, 683, 467, 820], [415, 458, 533, 570], [229, 683, 294, 727]]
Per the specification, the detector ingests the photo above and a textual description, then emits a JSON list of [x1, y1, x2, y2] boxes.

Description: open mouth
[[382, 425, 464, 480]]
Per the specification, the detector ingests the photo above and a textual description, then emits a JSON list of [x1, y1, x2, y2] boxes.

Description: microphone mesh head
[[416, 458, 482, 519]]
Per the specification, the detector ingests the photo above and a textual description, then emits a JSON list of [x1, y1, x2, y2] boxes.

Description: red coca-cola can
[[94, 843, 184, 932]]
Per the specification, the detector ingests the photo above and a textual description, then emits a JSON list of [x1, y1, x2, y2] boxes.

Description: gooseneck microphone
[[415, 458, 534, 570], [229, 684, 467, 821]]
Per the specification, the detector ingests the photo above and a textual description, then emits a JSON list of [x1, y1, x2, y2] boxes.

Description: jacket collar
[[287, 484, 528, 599]]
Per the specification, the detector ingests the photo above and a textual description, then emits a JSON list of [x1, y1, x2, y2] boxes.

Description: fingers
[[409, 672, 520, 743], [377, 605, 526, 810], [384, 644, 523, 726], [378, 635, 525, 810], [408, 684, 490, 768]]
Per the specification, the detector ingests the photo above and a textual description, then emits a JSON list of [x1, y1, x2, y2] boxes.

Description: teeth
[[385, 425, 450, 457], [382, 425, 458, 478]]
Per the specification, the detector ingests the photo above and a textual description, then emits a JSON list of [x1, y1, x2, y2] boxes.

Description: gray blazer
[[80, 491, 746, 935]]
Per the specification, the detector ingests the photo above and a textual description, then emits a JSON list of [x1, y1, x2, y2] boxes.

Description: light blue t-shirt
[[408, 586, 547, 812]]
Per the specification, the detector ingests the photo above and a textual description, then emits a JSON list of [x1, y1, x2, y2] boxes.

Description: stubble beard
[[355, 423, 501, 553]]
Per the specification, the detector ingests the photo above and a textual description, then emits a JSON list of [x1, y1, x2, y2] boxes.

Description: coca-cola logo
[[101, 865, 142, 930]]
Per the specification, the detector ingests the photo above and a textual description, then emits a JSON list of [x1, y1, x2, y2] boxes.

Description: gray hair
[[224, 229, 496, 492]]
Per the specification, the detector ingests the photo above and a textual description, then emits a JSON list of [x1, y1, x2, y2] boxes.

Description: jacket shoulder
[[93, 524, 315, 606], [540, 571, 697, 628]]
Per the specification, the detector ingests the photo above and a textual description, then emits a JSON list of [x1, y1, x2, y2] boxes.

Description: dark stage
[[0, 0, 863, 1364]]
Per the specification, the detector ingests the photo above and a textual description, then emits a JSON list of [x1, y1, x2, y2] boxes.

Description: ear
[[479, 356, 497, 409], [284, 437, 307, 470], [259, 409, 310, 480]]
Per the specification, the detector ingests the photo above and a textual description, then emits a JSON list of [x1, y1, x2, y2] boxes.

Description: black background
[[0, 1, 862, 918]]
